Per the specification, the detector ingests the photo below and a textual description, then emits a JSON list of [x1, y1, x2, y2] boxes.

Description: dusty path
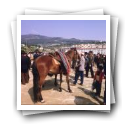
[[21, 67, 105, 105]]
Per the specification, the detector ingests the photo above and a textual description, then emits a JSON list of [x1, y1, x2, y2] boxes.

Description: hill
[[21, 34, 105, 46]]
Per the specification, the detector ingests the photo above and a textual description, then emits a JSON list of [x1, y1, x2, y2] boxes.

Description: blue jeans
[[74, 71, 84, 84]]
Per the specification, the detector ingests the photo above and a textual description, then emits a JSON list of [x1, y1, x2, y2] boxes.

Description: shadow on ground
[[42, 79, 58, 90], [28, 78, 60, 102], [28, 87, 34, 103], [28, 78, 71, 102], [78, 87, 104, 105], [74, 96, 97, 105]]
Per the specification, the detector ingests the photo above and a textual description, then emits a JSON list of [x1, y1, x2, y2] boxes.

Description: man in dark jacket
[[33, 49, 41, 60], [96, 53, 101, 68], [21, 50, 31, 85], [85, 51, 94, 78]]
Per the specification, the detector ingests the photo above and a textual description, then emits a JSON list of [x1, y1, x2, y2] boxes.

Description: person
[[104, 80, 106, 104], [33, 49, 41, 60], [94, 54, 97, 65], [93, 65, 104, 97], [21, 50, 31, 85], [59, 48, 64, 53], [103, 56, 106, 104], [26, 54, 31, 82], [95, 53, 101, 68], [85, 51, 94, 78], [85, 54, 89, 77], [73, 53, 85, 85], [39, 51, 44, 56]]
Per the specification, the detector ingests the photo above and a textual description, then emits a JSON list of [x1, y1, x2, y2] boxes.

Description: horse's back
[[35, 55, 60, 74], [35, 55, 52, 63]]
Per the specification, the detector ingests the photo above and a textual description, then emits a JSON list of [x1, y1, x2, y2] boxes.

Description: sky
[[21, 20, 106, 41]]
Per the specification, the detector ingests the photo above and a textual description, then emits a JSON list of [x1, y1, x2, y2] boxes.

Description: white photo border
[[17, 15, 110, 110]]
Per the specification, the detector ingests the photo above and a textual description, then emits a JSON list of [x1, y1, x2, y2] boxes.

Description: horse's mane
[[65, 50, 73, 56], [66, 49, 81, 60]]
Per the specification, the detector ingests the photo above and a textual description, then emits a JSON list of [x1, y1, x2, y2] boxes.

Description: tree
[[21, 46, 30, 53], [29, 46, 37, 52]]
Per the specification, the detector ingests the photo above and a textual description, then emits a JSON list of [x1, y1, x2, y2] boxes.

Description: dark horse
[[32, 48, 79, 103]]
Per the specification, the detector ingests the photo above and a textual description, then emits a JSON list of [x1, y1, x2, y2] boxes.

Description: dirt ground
[[21, 66, 105, 105]]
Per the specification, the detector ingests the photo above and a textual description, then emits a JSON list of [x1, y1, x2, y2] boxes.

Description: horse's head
[[74, 50, 81, 61], [69, 48, 80, 61]]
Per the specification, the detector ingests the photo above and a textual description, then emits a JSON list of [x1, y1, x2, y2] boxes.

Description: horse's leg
[[37, 77, 43, 102], [54, 74, 58, 86], [59, 73, 62, 92], [37, 65, 49, 103], [37, 74, 48, 103], [66, 75, 72, 93]]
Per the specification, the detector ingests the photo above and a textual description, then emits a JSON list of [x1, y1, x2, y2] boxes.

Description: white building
[[69, 44, 106, 54]]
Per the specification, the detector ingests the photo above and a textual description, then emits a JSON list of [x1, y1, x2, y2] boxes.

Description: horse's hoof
[[59, 88, 62, 92], [41, 99, 45, 103], [34, 100, 37, 103], [69, 90, 72, 93]]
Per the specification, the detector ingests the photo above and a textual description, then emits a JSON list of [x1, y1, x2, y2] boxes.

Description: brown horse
[[32, 48, 79, 103]]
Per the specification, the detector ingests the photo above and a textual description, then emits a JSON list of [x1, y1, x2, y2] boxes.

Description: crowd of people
[[21, 50, 31, 85], [72, 51, 106, 104], [21, 49, 43, 85], [21, 49, 106, 104]]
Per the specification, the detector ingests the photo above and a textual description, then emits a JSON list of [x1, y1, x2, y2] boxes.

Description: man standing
[[33, 49, 41, 60], [96, 53, 101, 68], [21, 50, 31, 85], [103, 56, 106, 104], [73, 53, 85, 85], [85, 51, 94, 78], [93, 65, 104, 97], [89, 51, 94, 78]]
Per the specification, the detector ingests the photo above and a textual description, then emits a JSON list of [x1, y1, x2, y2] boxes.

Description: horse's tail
[[32, 62, 39, 102]]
